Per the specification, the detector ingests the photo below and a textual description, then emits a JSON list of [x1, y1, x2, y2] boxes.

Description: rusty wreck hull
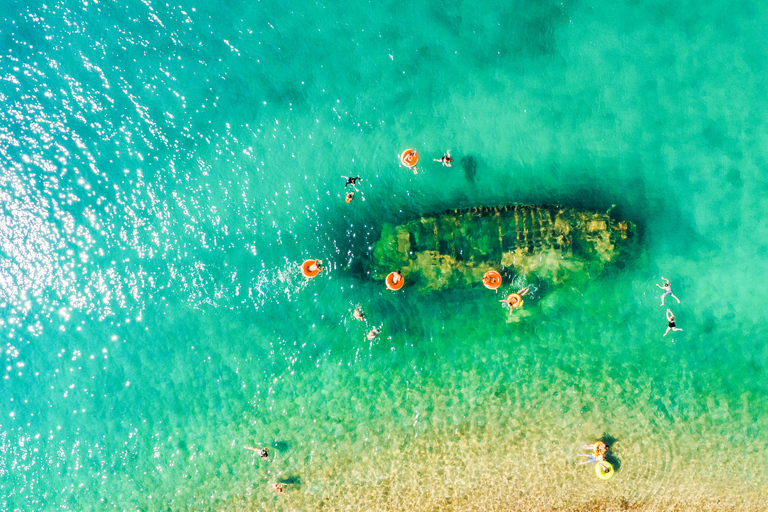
[[368, 205, 635, 292]]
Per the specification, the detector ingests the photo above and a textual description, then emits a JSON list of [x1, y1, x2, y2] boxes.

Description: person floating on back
[[342, 176, 361, 190], [664, 308, 683, 337], [656, 277, 680, 306], [434, 150, 453, 167]]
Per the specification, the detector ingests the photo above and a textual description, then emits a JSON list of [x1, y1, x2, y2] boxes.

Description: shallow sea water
[[1, 0, 768, 510]]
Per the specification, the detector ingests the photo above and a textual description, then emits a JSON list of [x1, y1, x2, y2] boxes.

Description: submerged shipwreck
[[368, 204, 636, 292]]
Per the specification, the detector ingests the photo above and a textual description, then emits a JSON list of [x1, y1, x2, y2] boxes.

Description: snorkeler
[[366, 327, 380, 340], [664, 308, 683, 337], [345, 192, 355, 203], [353, 308, 365, 321], [244, 446, 269, 459], [342, 176, 361, 190], [656, 277, 680, 306], [434, 150, 453, 167]]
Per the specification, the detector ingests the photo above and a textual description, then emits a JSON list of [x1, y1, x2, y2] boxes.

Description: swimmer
[[582, 441, 609, 456], [345, 192, 355, 203], [307, 259, 322, 273], [664, 308, 683, 337], [244, 446, 269, 459], [499, 286, 530, 313], [577, 452, 604, 464], [391, 271, 403, 285], [597, 461, 612, 475], [342, 176, 361, 190], [656, 277, 680, 306], [273, 483, 286, 495], [353, 308, 365, 321], [366, 327, 380, 341], [434, 150, 453, 167]]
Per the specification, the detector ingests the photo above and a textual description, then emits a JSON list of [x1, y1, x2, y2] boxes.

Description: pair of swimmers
[[656, 277, 683, 337], [245, 446, 288, 495], [353, 307, 381, 341]]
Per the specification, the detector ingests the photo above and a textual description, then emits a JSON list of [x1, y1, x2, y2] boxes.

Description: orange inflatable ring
[[506, 293, 524, 309], [400, 149, 419, 168], [386, 272, 404, 291], [301, 259, 322, 278], [483, 270, 502, 290]]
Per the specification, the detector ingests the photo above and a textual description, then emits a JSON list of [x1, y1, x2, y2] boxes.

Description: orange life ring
[[506, 293, 524, 309], [301, 259, 322, 278], [483, 270, 502, 290], [386, 272, 404, 291], [400, 149, 419, 168]]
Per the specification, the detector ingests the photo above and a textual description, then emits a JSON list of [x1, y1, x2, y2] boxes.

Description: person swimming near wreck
[[656, 277, 680, 306], [343, 176, 361, 190], [434, 150, 453, 167], [500, 286, 530, 313], [244, 446, 269, 459], [578, 440, 609, 464], [664, 308, 683, 337]]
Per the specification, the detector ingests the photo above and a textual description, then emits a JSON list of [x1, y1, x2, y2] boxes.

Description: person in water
[[577, 451, 605, 464], [578, 440, 609, 464], [664, 308, 683, 337], [353, 308, 365, 321], [656, 277, 680, 306], [391, 271, 403, 285], [366, 327, 380, 340], [244, 446, 269, 459], [343, 176, 361, 190], [273, 483, 286, 495], [307, 259, 322, 273], [345, 192, 355, 203], [434, 150, 453, 167], [499, 286, 530, 313], [582, 441, 609, 457]]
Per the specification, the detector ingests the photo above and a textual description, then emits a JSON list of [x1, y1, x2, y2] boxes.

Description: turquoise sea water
[[2, 0, 768, 510]]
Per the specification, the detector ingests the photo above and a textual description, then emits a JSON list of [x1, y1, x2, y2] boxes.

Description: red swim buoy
[[386, 271, 404, 291], [483, 270, 502, 290], [301, 259, 322, 278], [400, 149, 419, 169]]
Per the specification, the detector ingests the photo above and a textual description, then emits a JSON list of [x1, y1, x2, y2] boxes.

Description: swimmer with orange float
[[345, 192, 355, 203], [385, 271, 404, 290], [482, 270, 502, 292], [300, 259, 323, 278], [434, 150, 453, 167], [400, 149, 419, 174], [500, 286, 530, 314]]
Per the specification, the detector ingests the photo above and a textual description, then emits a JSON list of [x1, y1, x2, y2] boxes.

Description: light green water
[[1, 0, 767, 510]]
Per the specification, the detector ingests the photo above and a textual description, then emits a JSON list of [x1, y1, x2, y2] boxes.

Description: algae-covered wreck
[[368, 205, 635, 292]]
